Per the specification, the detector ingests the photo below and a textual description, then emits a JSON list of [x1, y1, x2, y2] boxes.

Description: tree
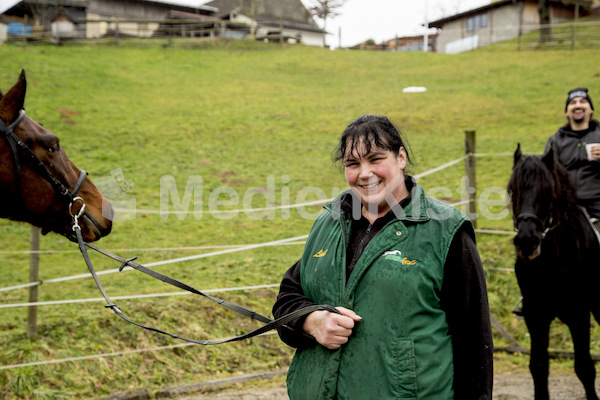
[[538, 0, 552, 43], [27, 0, 57, 28], [235, 0, 258, 39], [306, 0, 346, 47]]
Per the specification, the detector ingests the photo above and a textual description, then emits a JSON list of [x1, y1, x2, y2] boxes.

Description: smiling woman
[[272, 114, 493, 400]]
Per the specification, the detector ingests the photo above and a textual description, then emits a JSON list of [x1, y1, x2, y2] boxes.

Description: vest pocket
[[393, 337, 418, 399]]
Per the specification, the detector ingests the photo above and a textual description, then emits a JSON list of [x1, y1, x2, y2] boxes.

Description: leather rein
[[2, 109, 335, 345]]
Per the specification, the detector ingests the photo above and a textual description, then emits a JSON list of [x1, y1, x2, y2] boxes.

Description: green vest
[[287, 186, 471, 400]]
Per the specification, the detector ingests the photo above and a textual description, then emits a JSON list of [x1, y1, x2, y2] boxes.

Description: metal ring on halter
[[70, 196, 86, 230], [70, 196, 86, 218]]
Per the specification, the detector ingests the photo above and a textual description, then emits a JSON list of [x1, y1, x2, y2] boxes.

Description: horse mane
[[508, 154, 555, 218]]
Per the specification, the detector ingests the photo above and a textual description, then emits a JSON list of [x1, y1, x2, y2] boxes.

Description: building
[[203, 0, 326, 46], [428, 0, 595, 53], [380, 34, 439, 52], [84, 0, 218, 38], [1, 0, 325, 45]]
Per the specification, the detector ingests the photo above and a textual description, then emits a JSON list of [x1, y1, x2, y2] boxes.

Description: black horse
[[508, 144, 600, 400]]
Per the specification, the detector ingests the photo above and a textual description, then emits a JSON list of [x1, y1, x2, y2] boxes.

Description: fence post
[[27, 226, 40, 341], [465, 130, 477, 228], [114, 17, 119, 45], [571, 3, 580, 51]]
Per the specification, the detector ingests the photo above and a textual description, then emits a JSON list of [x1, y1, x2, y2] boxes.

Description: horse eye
[[48, 144, 60, 153]]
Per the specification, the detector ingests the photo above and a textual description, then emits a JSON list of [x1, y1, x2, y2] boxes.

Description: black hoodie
[[545, 119, 600, 211]]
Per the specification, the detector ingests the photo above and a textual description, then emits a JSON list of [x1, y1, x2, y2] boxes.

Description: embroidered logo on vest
[[313, 249, 328, 258], [383, 250, 417, 265]]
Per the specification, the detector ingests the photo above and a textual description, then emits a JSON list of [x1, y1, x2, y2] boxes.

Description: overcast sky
[[167, 0, 492, 48], [315, 0, 491, 48]]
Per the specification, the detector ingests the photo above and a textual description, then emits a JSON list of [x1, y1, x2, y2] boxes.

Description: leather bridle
[[2, 109, 334, 345], [0, 109, 87, 209], [514, 210, 557, 239]]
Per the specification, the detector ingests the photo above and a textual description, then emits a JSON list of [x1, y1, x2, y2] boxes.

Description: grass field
[[1, 37, 600, 399]]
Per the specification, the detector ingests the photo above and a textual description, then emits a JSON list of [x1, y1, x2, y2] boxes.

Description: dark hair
[[332, 114, 414, 172]]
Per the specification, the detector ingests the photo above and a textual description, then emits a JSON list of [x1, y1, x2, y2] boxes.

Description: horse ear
[[0, 69, 27, 123], [513, 143, 522, 169]]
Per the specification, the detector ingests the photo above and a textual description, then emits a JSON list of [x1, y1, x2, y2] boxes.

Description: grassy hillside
[[1, 39, 599, 399]]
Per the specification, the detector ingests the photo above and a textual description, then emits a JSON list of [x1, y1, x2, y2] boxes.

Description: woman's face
[[344, 141, 408, 217]]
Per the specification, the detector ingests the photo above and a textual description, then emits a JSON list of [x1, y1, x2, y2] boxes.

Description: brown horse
[[1, 70, 112, 242]]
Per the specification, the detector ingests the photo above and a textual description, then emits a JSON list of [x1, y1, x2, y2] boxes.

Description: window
[[467, 12, 488, 32]]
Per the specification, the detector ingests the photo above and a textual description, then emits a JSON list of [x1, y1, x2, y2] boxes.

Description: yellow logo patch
[[383, 250, 417, 266], [313, 249, 328, 258]]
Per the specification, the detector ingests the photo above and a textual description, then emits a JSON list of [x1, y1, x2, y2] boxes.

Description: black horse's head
[[508, 144, 565, 260]]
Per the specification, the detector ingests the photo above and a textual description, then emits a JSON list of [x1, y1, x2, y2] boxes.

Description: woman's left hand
[[302, 306, 362, 350]]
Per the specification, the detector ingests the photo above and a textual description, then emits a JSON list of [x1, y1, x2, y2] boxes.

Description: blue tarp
[[7, 22, 31, 36]]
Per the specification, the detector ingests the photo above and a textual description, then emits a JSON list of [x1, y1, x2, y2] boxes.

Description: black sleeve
[[272, 259, 317, 349], [441, 224, 494, 400]]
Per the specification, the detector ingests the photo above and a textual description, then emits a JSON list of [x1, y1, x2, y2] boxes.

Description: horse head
[[0, 70, 113, 242], [508, 143, 559, 260]]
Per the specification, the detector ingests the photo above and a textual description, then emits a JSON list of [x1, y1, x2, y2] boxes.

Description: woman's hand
[[303, 307, 362, 350]]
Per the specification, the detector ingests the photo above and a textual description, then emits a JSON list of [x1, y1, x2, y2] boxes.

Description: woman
[[273, 114, 493, 399]]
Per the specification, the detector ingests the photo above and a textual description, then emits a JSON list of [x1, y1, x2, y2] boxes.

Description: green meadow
[[0, 37, 599, 398]]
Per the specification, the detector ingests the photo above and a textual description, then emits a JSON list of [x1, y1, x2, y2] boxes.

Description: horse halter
[[514, 211, 557, 239], [0, 109, 87, 204]]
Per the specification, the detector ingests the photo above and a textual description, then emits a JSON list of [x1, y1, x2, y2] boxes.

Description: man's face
[[565, 96, 593, 126]]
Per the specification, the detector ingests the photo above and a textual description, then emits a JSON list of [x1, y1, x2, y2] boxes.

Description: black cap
[[565, 87, 594, 111]]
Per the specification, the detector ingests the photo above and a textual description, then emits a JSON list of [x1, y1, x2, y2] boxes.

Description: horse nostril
[[514, 232, 542, 259]]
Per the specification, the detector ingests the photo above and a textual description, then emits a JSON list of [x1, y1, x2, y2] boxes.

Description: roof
[[428, 0, 514, 29], [143, 0, 218, 12], [204, 0, 324, 32], [0, 1, 218, 15], [169, 9, 222, 21], [0, 0, 22, 15], [428, 0, 590, 29]]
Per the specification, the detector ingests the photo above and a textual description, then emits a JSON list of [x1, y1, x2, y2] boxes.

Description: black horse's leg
[[567, 315, 599, 400], [525, 313, 551, 400]]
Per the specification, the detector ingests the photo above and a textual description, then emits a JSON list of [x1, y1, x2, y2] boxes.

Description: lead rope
[[70, 199, 337, 345]]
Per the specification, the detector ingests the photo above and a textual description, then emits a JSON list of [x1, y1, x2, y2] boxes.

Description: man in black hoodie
[[545, 88, 600, 231]]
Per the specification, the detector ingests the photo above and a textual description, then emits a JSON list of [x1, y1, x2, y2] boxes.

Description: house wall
[[299, 31, 323, 46], [86, 0, 190, 38], [436, 4, 524, 53], [0, 22, 7, 43], [52, 18, 76, 38], [436, 1, 575, 53], [254, 23, 322, 45]]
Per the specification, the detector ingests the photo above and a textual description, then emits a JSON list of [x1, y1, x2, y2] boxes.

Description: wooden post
[[465, 130, 477, 228], [279, 17, 284, 46], [22, 15, 28, 49], [114, 17, 119, 45], [27, 226, 41, 341], [571, 3, 579, 51]]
